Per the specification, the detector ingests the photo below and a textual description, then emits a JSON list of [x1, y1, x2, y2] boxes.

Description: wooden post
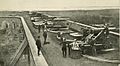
[[28, 46, 30, 66]]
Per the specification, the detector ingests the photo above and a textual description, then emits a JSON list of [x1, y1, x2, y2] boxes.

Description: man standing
[[43, 30, 47, 44], [68, 43, 71, 56], [104, 25, 109, 37], [36, 36, 41, 56], [60, 38, 67, 58]]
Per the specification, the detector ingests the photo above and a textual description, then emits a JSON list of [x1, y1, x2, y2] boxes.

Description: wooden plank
[[84, 44, 103, 47], [93, 30, 103, 40], [33, 22, 43, 25], [101, 48, 116, 52], [109, 31, 120, 36]]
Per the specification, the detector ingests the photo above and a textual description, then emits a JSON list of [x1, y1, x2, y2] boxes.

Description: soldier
[[36, 36, 41, 56], [43, 30, 47, 44], [57, 32, 63, 42], [57, 32, 61, 37], [59, 32, 64, 42], [68, 43, 71, 56], [104, 25, 109, 37], [60, 38, 67, 57]]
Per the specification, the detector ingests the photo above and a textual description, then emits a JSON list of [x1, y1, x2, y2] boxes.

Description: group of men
[[36, 24, 48, 56], [60, 38, 71, 58], [60, 24, 110, 57], [35, 21, 110, 57]]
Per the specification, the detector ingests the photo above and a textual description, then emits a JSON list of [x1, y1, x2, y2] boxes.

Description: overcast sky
[[0, 0, 119, 11]]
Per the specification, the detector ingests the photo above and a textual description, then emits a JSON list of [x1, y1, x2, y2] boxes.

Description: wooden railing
[[19, 16, 48, 66]]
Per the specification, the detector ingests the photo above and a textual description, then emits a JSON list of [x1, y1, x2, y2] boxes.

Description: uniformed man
[[60, 38, 67, 57], [43, 30, 47, 44], [36, 36, 41, 56], [68, 42, 71, 56], [104, 25, 109, 37]]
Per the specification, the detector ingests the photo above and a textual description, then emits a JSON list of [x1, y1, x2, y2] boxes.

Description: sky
[[0, 0, 119, 11]]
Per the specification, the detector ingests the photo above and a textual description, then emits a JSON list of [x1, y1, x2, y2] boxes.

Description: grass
[[0, 17, 24, 65]]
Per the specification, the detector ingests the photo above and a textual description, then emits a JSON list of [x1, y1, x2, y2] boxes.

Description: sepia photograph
[[0, 0, 119, 66]]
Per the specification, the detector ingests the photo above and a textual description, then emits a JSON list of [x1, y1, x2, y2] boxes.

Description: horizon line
[[0, 6, 119, 11]]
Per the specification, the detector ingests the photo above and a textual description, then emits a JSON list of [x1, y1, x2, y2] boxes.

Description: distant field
[[41, 9, 119, 28]]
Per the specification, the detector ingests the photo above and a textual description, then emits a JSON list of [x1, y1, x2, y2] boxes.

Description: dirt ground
[[42, 32, 118, 66]]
